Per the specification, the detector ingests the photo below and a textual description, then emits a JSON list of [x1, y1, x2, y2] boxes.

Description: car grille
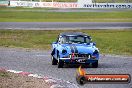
[[70, 53, 91, 59]]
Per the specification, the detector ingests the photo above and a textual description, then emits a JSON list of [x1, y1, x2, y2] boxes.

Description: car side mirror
[[93, 42, 96, 46], [52, 42, 57, 44], [90, 42, 96, 46], [87, 43, 90, 45]]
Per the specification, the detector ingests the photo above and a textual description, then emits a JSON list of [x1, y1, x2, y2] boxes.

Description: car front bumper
[[60, 57, 98, 64]]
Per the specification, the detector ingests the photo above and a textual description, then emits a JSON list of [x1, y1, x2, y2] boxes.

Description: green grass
[[0, 29, 132, 55], [0, 7, 132, 22], [41, 0, 77, 2]]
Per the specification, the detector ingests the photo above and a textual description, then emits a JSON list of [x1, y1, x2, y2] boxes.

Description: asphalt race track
[[0, 48, 132, 88], [0, 22, 132, 30]]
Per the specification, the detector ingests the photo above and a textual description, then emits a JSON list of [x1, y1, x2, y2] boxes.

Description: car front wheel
[[92, 61, 98, 68], [51, 55, 57, 65], [58, 57, 64, 68]]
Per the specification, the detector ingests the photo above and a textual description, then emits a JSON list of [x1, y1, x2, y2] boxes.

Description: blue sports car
[[51, 32, 99, 68]]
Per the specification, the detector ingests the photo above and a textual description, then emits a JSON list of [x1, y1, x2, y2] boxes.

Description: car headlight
[[62, 49, 67, 55]]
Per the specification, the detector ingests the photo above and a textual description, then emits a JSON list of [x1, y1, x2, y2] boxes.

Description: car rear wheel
[[92, 61, 98, 68], [51, 55, 57, 65], [58, 57, 64, 68]]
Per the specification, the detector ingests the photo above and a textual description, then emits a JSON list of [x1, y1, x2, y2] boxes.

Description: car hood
[[62, 44, 94, 54]]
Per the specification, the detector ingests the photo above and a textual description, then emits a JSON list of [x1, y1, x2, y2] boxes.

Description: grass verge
[[0, 7, 132, 22], [0, 29, 132, 55]]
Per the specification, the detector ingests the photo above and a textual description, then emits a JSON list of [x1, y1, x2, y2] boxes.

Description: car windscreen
[[60, 36, 90, 44]]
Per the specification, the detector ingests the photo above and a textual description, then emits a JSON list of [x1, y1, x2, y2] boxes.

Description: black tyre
[[51, 55, 57, 65], [92, 60, 98, 68], [58, 58, 64, 68]]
